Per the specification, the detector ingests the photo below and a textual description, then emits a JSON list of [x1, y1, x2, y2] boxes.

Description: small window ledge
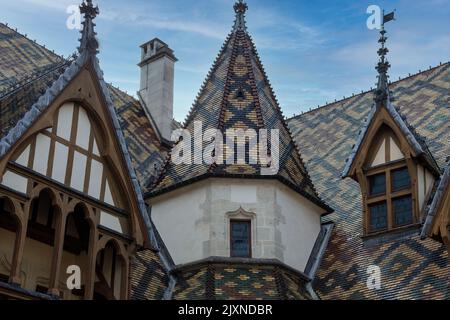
[[361, 223, 422, 247]]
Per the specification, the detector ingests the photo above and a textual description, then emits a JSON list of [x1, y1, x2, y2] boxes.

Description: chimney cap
[[140, 37, 168, 49], [139, 37, 178, 66]]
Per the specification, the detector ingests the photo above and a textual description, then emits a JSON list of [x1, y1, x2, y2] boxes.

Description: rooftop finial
[[233, 0, 248, 31], [374, 10, 395, 106], [79, 0, 99, 55]]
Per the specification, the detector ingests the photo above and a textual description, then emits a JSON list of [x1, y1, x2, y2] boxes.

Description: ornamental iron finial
[[374, 11, 395, 106], [79, 0, 99, 55], [233, 0, 248, 31]]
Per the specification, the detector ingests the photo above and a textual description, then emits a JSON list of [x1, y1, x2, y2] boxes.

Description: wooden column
[[9, 212, 27, 285], [48, 211, 66, 296], [84, 227, 98, 300], [120, 258, 129, 300]]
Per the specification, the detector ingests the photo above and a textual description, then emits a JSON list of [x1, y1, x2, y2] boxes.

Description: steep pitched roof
[[288, 62, 450, 300], [149, 2, 331, 212], [342, 98, 441, 178], [342, 24, 440, 178], [0, 23, 64, 93], [0, 2, 163, 249], [0, 1, 180, 298], [0, 22, 167, 191]]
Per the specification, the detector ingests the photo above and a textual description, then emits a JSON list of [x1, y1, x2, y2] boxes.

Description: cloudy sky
[[2, 0, 450, 121]]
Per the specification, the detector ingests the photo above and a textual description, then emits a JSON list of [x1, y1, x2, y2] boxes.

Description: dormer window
[[342, 107, 440, 238], [366, 163, 414, 234]]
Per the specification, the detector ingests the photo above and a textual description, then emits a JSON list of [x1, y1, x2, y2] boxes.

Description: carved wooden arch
[[66, 199, 97, 227], [349, 107, 418, 179], [28, 184, 64, 211], [0, 195, 24, 229], [0, 64, 146, 247], [94, 236, 130, 300], [55, 98, 109, 153], [52, 98, 141, 244], [95, 236, 128, 261]]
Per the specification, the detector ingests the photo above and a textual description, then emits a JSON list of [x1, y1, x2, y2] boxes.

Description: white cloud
[[9, 0, 74, 10]]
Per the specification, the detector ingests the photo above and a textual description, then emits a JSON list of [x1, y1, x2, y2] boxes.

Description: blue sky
[[2, 0, 450, 121]]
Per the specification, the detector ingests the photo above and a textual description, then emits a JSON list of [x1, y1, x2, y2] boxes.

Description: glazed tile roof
[[0, 60, 71, 139], [130, 249, 170, 300], [0, 22, 167, 190], [171, 258, 313, 300], [288, 62, 450, 300], [342, 97, 441, 178], [0, 23, 64, 93], [0, 19, 172, 298], [149, 9, 330, 212]]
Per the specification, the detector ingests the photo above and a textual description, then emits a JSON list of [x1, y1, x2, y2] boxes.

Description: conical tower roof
[[150, 1, 331, 212]]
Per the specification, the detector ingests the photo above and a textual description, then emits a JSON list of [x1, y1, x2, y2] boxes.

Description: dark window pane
[[392, 167, 411, 192], [368, 174, 386, 196], [393, 196, 413, 226], [231, 221, 251, 258], [369, 202, 388, 232]]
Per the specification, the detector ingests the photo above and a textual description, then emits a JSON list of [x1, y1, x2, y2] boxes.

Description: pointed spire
[[79, 0, 99, 55], [233, 0, 248, 31], [374, 12, 394, 106]]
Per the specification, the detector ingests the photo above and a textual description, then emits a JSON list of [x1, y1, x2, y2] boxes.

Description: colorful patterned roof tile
[[171, 257, 313, 300], [0, 15, 173, 298], [288, 62, 450, 300], [0, 23, 64, 93], [130, 249, 170, 300], [0, 22, 167, 191], [149, 2, 331, 212]]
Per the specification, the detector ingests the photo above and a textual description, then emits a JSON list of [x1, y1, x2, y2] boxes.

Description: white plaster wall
[[277, 184, 322, 271], [88, 159, 103, 198], [52, 142, 69, 183], [151, 178, 324, 272], [100, 211, 123, 233], [104, 182, 115, 206], [417, 165, 435, 210], [76, 108, 91, 150], [425, 170, 434, 196], [15, 145, 30, 167], [33, 133, 51, 175], [1, 170, 28, 193], [57, 103, 74, 141], [71, 151, 87, 191], [390, 137, 403, 161], [418, 165, 425, 209], [371, 139, 385, 167], [151, 182, 208, 265]]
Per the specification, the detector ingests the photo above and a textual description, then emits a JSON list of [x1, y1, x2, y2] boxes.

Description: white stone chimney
[[138, 38, 177, 142]]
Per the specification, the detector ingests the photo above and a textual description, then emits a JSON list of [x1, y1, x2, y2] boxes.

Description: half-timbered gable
[[0, 0, 167, 300]]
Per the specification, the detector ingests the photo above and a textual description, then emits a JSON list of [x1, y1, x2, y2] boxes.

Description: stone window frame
[[225, 207, 256, 258]]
